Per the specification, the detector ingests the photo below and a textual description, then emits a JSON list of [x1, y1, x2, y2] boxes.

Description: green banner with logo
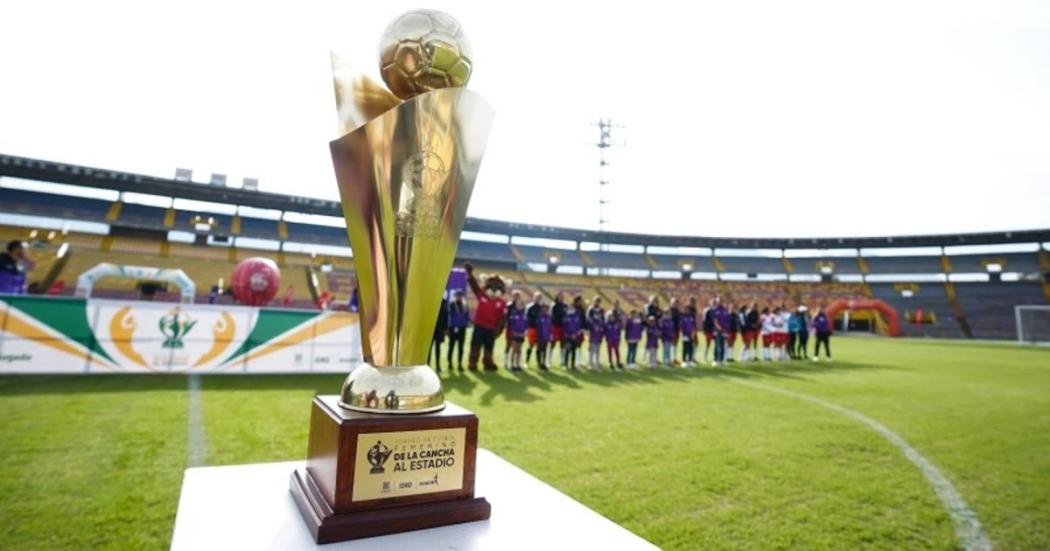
[[0, 296, 361, 373]]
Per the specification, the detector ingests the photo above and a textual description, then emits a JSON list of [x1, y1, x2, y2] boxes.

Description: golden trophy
[[290, 10, 494, 542]]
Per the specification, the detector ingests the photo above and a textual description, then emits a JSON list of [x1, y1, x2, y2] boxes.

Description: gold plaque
[[352, 427, 466, 502]]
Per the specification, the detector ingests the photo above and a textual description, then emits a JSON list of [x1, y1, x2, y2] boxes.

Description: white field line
[[731, 378, 992, 551], [187, 374, 207, 467]]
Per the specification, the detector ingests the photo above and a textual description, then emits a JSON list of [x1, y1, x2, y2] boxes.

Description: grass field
[[1, 337, 1048, 550]]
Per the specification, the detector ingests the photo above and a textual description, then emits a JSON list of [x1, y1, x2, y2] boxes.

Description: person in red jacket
[[465, 262, 507, 371]]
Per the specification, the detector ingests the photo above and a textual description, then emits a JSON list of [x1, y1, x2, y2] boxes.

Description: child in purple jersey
[[561, 307, 581, 369], [625, 310, 644, 367], [659, 311, 675, 366], [587, 314, 605, 370], [446, 291, 470, 371], [712, 299, 730, 366], [504, 290, 522, 368], [645, 316, 660, 368], [679, 308, 697, 366], [604, 311, 623, 369], [506, 296, 528, 371], [535, 304, 553, 370], [812, 305, 832, 362]]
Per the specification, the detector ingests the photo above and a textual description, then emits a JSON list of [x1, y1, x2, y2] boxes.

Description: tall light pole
[[593, 118, 625, 241]]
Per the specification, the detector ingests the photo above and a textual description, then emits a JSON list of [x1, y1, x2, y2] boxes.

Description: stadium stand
[[120, 202, 166, 227], [513, 244, 564, 264], [236, 216, 281, 240], [954, 282, 1047, 340], [600, 282, 664, 310], [180, 211, 233, 234], [649, 254, 717, 273], [869, 283, 966, 338], [2, 154, 1048, 339], [324, 268, 356, 298], [791, 257, 863, 275], [518, 271, 610, 305], [286, 222, 345, 244], [1, 187, 110, 220], [716, 256, 784, 274], [455, 240, 518, 265], [583, 250, 651, 271], [947, 252, 1042, 276], [864, 256, 946, 274]]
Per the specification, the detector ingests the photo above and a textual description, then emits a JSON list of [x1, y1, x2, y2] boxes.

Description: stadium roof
[[3, 153, 1048, 250]]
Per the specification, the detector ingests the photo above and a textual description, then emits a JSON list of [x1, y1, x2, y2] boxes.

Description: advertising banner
[[0, 296, 362, 373]]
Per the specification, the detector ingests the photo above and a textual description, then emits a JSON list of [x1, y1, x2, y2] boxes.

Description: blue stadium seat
[[954, 282, 1046, 339], [120, 203, 166, 226], [863, 256, 943, 274], [868, 283, 965, 338], [1, 188, 110, 221], [584, 250, 651, 270], [456, 240, 517, 264], [284, 222, 346, 244], [948, 253, 1041, 275], [648, 255, 716, 272], [717, 256, 784, 274], [238, 216, 280, 240], [792, 258, 862, 275], [513, 244, 556, 264]]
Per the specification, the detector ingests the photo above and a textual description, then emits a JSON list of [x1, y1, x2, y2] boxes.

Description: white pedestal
[[171, 448, 656, 550]]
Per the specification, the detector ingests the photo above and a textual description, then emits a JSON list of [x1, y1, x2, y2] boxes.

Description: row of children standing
[[430, 290, 833, 372], [510, 293, 833, 370]]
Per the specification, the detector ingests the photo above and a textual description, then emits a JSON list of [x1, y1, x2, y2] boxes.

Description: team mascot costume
[[465, 262, 507, 371]]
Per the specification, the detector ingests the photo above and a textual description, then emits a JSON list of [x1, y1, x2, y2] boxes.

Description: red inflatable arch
[[824, 298, 901, 337]]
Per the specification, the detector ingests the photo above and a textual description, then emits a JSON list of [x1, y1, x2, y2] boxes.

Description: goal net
[[1015, 305, 1050, 345]]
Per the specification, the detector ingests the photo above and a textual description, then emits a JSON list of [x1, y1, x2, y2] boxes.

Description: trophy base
[[292, 395, 489, 543], [340, 363, 445, 414], [290, 468, 491, 543]]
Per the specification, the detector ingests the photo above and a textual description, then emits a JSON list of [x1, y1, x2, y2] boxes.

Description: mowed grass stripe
[[186, 374, 206, 467]]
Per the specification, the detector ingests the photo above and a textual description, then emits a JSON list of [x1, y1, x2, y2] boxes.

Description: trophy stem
[[330, 87, 493, 414]]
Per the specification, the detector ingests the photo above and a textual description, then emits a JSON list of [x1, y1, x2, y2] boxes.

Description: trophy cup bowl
[[331, 86, 493, 414]]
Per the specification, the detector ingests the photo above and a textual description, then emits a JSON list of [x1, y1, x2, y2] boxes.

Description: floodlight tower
[[593, 118, 625, 249]]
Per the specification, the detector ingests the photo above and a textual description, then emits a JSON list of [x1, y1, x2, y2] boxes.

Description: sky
[[1, 1, 1048, 239]]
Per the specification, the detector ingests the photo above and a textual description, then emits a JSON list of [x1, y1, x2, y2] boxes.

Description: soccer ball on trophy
[[378, 9, 473, 100]]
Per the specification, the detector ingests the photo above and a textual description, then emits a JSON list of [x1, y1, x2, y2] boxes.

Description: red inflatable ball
[[230, 257, 281, 306]]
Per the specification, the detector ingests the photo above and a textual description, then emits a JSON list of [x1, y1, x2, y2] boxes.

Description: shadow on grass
[[0, 359, 887, 399], [443, 358, 888, 404]]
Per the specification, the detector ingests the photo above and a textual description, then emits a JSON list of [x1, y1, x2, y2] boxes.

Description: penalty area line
[[729, 378, 992, 551], [187, 374, 207, 468]]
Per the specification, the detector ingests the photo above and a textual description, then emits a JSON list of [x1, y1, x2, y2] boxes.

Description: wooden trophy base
[[290, 468, 491, 543], [290, 396, 490, 543]]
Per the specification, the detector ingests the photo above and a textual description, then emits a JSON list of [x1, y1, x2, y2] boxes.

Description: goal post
[[1015, 305, 1050, 345]]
